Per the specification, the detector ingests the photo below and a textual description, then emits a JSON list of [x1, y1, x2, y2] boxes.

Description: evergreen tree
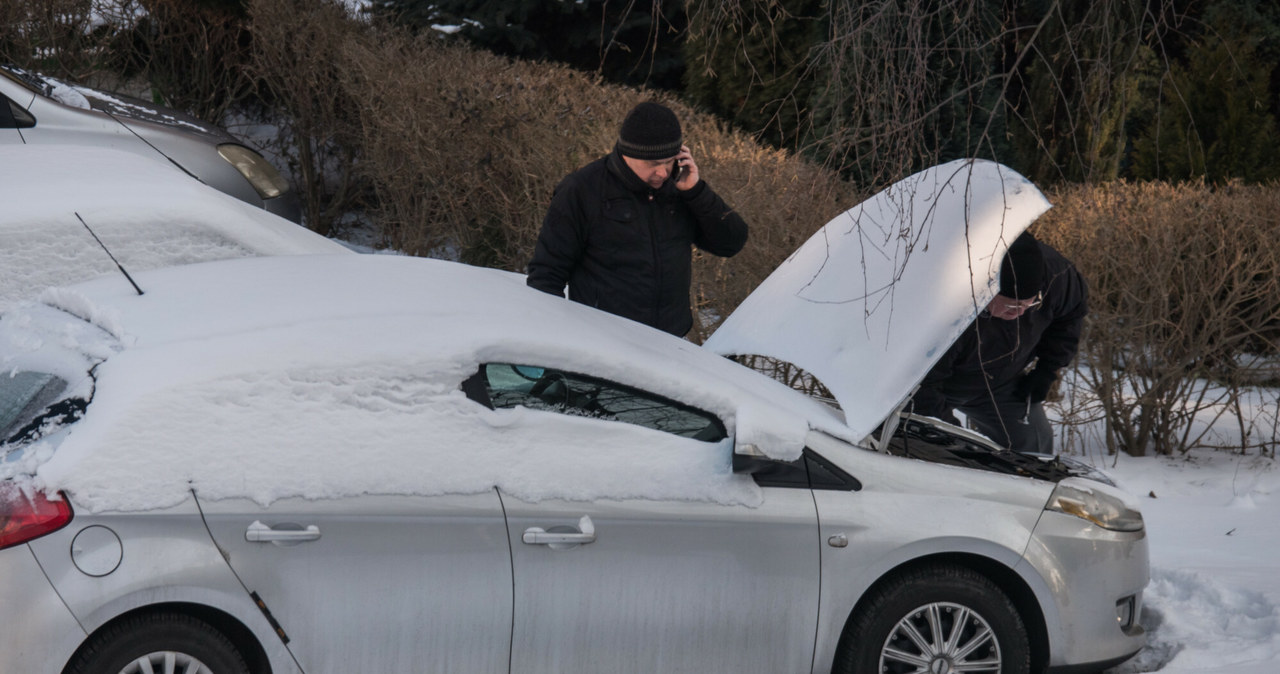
[[371, 0, 686, 90], [1005, 0, 1166, 184], [1130, 0, 1280, 182]]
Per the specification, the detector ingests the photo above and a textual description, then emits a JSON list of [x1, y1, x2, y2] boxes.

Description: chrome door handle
[[522, 515, 595, 546], [245, 520, 322, 543]]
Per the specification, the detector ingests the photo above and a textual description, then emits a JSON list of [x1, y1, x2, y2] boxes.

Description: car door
[[199, 491, 512, 673], [473, 363, 822, 674]]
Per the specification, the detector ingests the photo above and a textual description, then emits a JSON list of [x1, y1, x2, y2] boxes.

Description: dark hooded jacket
[[526, 148, 748, 336], [913, 239, 1088, 414]]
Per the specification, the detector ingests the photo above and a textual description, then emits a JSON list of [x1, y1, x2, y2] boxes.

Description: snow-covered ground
[[1093, 449, 1280, 673]]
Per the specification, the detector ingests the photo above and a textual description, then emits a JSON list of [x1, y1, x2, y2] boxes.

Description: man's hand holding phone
[[673, 145, 698, 191]]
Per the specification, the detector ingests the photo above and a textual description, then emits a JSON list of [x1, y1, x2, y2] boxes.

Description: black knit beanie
[[999, 232, 1045, 299], [616, 102, 682, 160]]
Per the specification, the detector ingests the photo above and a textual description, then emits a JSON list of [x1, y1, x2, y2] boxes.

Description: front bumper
[[1021, 509, 1149, 669], [0, 544, 87, 672]]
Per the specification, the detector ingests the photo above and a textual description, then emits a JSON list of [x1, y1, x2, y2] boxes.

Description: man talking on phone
[[526, 101, 748, 337]]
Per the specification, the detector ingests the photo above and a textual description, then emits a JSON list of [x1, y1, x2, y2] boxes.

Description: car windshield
[[0, 371, 70, 445]]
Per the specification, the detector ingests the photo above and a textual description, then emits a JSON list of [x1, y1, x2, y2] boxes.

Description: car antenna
[[74, 211, 144, 296]]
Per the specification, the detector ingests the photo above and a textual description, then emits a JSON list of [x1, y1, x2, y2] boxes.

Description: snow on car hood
[[705, 159, 1052, 443]]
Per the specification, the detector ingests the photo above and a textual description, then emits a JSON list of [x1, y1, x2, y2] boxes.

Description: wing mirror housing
[[732, 442, 771, 474]]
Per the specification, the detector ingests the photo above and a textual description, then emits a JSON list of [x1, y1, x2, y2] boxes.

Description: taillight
[[0, 487, 73, 551]]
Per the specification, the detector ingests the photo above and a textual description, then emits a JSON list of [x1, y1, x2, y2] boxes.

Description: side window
[[1, 96, 35, 129], [475, 363, 727, 442]]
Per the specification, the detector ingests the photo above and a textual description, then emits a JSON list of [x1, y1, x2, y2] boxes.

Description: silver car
[[0, 160, 1147, 674], [0, 64, 300, 222]]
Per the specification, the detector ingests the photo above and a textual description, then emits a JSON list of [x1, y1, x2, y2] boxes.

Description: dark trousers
[[953, 378, 1054, 455]]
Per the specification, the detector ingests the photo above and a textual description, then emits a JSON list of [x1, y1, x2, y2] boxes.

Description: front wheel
[[65, 612, 250, 674], [835, 564, 1031, 674]]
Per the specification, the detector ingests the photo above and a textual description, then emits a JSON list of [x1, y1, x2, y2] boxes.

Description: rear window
[[0, 371, 74, 446]]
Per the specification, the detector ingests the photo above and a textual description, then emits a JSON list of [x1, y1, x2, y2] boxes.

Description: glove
[[1016, 367, 1058, 404]]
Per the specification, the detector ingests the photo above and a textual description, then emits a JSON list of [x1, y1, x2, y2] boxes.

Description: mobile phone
[[672, 158, 685, 183]]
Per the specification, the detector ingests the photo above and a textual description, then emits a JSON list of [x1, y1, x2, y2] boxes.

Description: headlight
[[217, 144, 290, 199], [1046, 482, 1144, 532]]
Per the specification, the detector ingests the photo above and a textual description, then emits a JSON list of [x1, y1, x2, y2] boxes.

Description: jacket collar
[[608, 147, 677, 197]]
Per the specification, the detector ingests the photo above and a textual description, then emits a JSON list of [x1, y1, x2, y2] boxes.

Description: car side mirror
[[732, 442, 771, 474]]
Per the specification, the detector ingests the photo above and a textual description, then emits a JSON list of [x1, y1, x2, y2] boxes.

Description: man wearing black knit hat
[[526, 101, 749, 337], [911, 231, 1088, 455]]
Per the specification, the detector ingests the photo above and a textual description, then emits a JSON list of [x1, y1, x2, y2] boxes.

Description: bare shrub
[[336, 30, 619, 266], [0, 0, 106, 77], [1037, 182, 1280, 456], [2, 0, 256, 121], [119, 0, 254, 124], [246, 0, 369, 236]]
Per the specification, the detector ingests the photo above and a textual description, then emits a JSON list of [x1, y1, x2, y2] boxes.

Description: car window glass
[[0, 371, 68, 443], [5, 99, 34, 128], [481, 363, 727, 442]]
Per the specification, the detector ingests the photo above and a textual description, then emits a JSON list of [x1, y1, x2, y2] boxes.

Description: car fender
[[25, 497, 299, 673], [805, 433, 1054, 673], [810, 510, 1044, 673]]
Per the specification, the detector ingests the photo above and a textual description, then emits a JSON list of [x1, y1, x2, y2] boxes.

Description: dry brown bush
[[1036, 181, 1280, 456], [245, 0, 856, 339]]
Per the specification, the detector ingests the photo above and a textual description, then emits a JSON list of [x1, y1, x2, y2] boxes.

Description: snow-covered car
[[0, 144, 348, 311], [0, 160, 1148, 674], [0, 64, 300, 222]]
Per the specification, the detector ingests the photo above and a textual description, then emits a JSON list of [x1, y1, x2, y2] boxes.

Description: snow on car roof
[[0, 145, 347, 311], [6, 255, 850, 512]]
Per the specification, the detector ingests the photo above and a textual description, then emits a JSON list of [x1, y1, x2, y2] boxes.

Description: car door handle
[[522, 515, 595, 546], [245, 520, 322, 543]]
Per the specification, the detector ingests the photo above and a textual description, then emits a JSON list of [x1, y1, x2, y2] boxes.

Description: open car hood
[[705, 159, 1051, 443]]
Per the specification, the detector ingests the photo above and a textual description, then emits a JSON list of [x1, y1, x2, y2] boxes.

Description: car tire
[[65, 612, 250, 674], [835, 563, 1031, 674]]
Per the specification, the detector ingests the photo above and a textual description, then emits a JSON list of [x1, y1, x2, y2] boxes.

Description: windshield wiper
[[0, 64, 54, 98]]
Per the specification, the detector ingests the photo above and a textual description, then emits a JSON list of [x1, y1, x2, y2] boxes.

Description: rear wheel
[[66, 612, 250, 674], [835, 564, 1031, 674]]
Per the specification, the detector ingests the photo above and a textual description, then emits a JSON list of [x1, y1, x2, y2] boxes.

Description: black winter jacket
[[526, 149, 748, 336], [913, 240, 1088, 415]]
